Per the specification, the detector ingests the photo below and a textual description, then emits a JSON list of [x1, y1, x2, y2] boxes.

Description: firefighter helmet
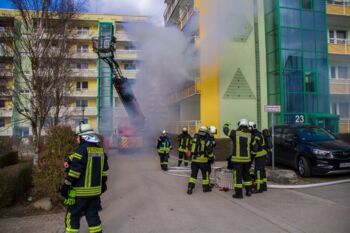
[[199, 126, 208, 134], [161, 130, 168, 136], [182, 127, 188, 133], [237, 118, 249, 127], [75, 123, 94, 136], [208, 126, 217, 135], [248, 121, 256, 129]]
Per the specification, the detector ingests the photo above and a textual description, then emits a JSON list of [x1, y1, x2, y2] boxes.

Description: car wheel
[[298, 156, 311, 177]]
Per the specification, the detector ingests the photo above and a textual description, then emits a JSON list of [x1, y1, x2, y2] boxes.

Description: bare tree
[[2, 0, 86, 165]]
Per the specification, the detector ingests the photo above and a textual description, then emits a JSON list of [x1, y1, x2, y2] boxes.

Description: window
[[77, 45, 88, 53], [330, 66, 336, 79], [77, 26, 89, 35], [338, 66, 348, 79], [305, 72, 316, 92], [0, 100, 4, 108], [76, 63, 88, 70], [329, 30, 346, 44], [302, 0, 313, 9], [0, 118, 4, 127], [339, 103, 349, 118], [76, 100, 88, 107], [76, 81, 88, 90], [331, 103, 337, 115], [124, 63, 136, 70]]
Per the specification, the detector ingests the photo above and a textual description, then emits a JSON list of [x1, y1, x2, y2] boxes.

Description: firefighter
[[60, 123, 108, 233], [177, 127, 192, 167], [207, 126, 217, 187], [157, 130, 172, 171], [249, 121, 268, 193], [223, 119, 257, 199], [187, 126, 214, 195]]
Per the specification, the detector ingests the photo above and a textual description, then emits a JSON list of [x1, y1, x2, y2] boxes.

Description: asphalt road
[[1, 149, 350, 233]]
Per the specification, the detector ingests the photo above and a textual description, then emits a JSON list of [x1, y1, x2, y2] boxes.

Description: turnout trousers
[[232, 162, 252, 196], [188, 162, 210, 191], [178, 151, 189, 166], [159, 152, 169, 171], [255, 156, 267, 192], [65, 197, 102, 233]]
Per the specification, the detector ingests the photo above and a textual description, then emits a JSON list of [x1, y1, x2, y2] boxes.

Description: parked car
[[271, 125, 350, 177]]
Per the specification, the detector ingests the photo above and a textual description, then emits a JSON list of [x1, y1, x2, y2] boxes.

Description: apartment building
[[327, 0, 350, 132], [164, 0, 340, 135], [0, 9, 145, 137]]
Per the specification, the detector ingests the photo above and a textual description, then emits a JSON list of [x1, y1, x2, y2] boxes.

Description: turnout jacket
[[251, 129, 268, 158], [191, 133, 214, 163], [177, 133, 192, 152], [157, 136, 173, 154], [223, 125, 258, 163], [65, 140, 109, 197]]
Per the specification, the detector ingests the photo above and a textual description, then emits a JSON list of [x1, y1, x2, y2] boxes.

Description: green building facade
[[264, 0, 339, 131]]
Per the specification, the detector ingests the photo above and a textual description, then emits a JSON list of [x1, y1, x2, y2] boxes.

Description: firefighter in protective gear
[[187, 126, 214, 195], [207, 126, 217, 187], [61, 123, 108, 233], [177, 128, 192, 166], [248, 121, 268, 193], [223, 119, 258, 199], [157, 130, 172, 171]]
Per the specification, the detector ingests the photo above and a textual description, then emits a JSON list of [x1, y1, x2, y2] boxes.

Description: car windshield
[[295, 127, 336, 142]]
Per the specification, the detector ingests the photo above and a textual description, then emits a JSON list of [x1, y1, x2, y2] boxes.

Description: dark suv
[[272, 125, 350, 177]]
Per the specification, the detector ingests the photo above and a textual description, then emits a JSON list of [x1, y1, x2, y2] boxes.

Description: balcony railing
[[68, 107, 97, 116], [328, 38, 350, 54], [68, 31, 98, 40], [0, 127, 13, 136], [71, 68, 98, 78], [327, 0, 350, 16], [121, 69, 138, 78], [0, 88, 13, 97], [329, 78, 350, 94], [0, 108, 12, 117], [115, 50, 139, 60], [166, 81, 200, 105], [164, 0, 182, 24], [168, 120, 201, 135], [115, 32, 130, 41], [71, 51, 97, 59], [70, 89, 98, 97]]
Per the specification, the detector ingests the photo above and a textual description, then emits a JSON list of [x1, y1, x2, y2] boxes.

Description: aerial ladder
[[92, 35, 145, 150]]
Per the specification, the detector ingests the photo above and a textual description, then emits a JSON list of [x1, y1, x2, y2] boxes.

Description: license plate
[[339, 162, 350, 168]]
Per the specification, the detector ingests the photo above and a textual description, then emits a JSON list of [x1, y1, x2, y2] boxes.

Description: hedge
[[0, 162, 32, 208], [0, 151, 19, 168]]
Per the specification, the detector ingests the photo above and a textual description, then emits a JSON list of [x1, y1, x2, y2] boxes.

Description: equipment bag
[[262, 129, 273, 149]]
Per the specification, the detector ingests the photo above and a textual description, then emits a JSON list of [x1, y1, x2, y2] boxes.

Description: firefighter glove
[[63, 190, 76, 206], [60, 183, 71, 199]]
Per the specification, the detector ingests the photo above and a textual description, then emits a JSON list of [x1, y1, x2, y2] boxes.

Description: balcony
[[115, 50, 139, 60], [115, 32, 131, 42], [327, 0, 350, 16], [71, 51, 97, 60], [0, 108, 12, 117], [70, 89, 98, 97], [0, 127, 13, 136], [167, 120, 201, 135], [0, 88, 13, 97], [67, 107, 97, 116], [71, 68, 98, 78], [166, 81, 200, 105], [329, 78, 350, 94], [121, 69, 138, 79], [68, 31, 98, 41], [0, 68, 12, 78], [328, 39, 350, 55]]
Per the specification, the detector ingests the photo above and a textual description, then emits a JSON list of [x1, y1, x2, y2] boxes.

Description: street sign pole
[[271, 112, 275, 171]]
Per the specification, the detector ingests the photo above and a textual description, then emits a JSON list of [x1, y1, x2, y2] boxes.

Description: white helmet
[[248, 121, 256, 129], [208, 126, 217, 135], [75, 123, 94, 136], [161, 130, 168, 136], [199, 126, 208, 134], [182, 127, 188, 133], [238, 118, 249, 127]]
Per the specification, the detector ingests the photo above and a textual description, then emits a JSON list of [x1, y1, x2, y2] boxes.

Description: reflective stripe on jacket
[[191, 134, 214, 163], [178, 133, 192, 152], [251, 130, 268, 158], [157, 136, 172, 154]]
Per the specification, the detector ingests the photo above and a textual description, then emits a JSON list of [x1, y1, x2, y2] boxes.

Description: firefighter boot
[[262, 183, 267, 192], [232, 189, 243, 199], [203, 185, 212, 193], [187, 183, 195, 195], [246, 187, 252, 197]]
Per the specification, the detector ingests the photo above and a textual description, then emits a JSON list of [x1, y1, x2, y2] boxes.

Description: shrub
[[0, 151, 19, 168], [32, 125, 77, 203], [0, 162, 32, 208]]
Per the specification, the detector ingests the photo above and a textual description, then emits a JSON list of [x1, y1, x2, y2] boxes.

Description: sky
[[0, 0, 166, 25]]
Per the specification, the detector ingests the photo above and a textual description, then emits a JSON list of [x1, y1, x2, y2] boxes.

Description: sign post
[[264, 105, 281, 171]]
